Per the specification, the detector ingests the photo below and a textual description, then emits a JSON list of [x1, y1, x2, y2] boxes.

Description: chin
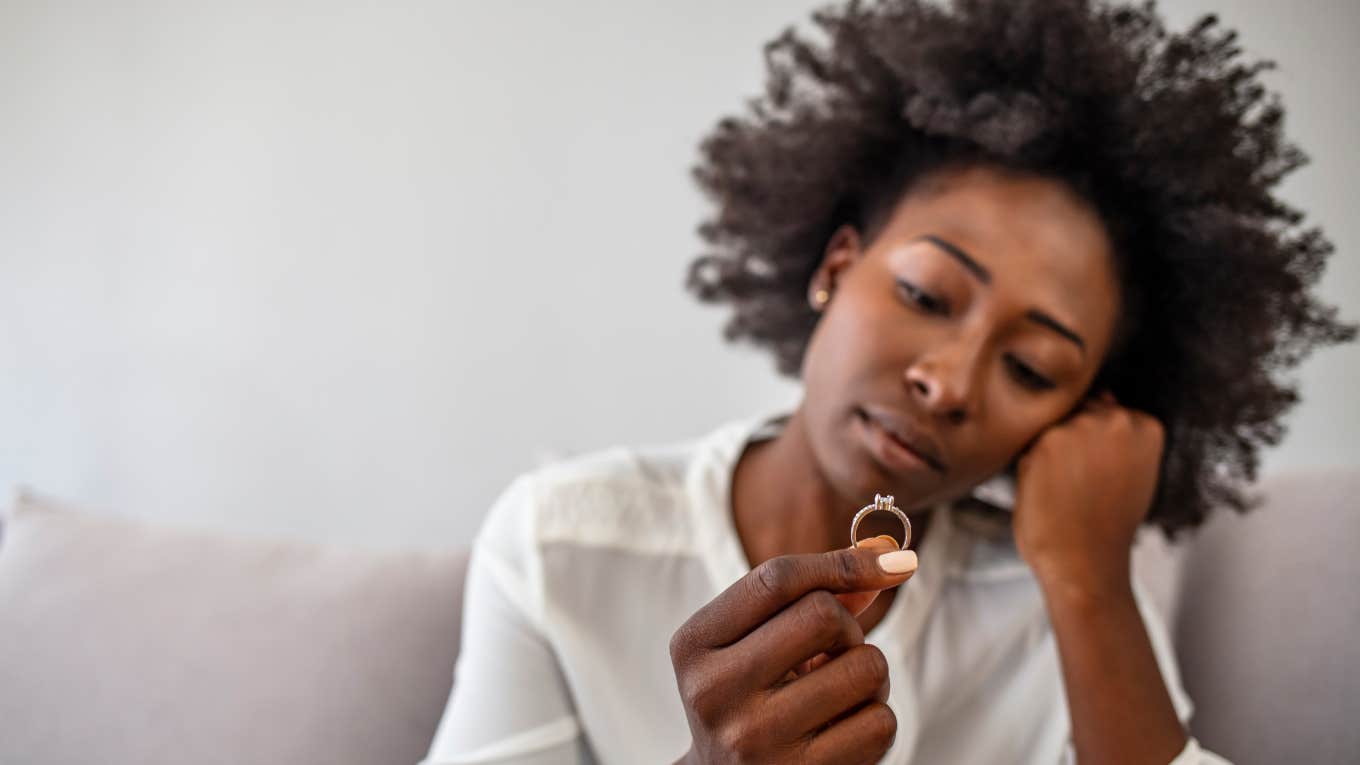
[[887, 483, 950, 514], [824, 451, 944, 514]]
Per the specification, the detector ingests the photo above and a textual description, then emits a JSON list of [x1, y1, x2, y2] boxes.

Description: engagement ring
[[850, 493, 912, 550]]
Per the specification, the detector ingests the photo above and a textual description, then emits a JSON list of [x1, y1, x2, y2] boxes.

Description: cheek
[[984, 404, 1071, 463], [804, 302, 890, 387]]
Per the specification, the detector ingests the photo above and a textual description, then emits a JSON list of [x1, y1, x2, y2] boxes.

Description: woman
[[424, 0, 1355, 762]]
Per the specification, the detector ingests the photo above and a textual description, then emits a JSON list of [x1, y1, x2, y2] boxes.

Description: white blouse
[[423, 412, 1230, 764]]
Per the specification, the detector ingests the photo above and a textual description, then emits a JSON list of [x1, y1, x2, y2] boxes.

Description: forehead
[[870, 165, 1120, 344]]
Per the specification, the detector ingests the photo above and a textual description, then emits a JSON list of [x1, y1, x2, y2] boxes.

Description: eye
[[895, 279, 948, 315], [1007, 355, 1056, 391]]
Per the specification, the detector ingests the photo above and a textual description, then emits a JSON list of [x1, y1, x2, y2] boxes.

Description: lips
[[855, 405, 947, 474]]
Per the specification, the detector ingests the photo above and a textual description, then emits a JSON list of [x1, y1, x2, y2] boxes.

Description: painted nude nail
[[878, 549, 919, 574]]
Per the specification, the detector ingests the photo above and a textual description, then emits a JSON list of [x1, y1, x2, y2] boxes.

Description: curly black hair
[[685, 0, 1357, 538]]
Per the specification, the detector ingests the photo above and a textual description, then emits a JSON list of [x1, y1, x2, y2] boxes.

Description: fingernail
[[878, 549, 918, 575]]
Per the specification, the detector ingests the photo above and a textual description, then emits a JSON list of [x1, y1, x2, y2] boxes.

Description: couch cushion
[[0, 487, 469, 765], [1173, 466, 1360, 762]]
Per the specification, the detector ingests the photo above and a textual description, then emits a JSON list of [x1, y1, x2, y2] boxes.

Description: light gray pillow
[[0, 487, 469, 765], [1172, 467, 1360, 763]]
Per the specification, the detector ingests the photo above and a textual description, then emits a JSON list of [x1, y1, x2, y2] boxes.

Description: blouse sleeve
[[1167, 736, 1234, 764], [419, 476, 596, 765]]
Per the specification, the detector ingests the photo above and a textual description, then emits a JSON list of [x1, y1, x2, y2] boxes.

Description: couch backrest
[[0, 489, 470, 765], [4, 468, 1356, 764], [1171, 466, 1360, 762]]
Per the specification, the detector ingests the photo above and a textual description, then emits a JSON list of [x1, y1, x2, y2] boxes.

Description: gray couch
[[1, 468, 1355, 764]]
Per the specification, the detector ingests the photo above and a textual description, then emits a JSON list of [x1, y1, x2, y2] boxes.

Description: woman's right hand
[[668, 536, 919, 764]]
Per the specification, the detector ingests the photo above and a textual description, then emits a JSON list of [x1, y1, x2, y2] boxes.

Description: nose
[[904, 343, 980, 426]]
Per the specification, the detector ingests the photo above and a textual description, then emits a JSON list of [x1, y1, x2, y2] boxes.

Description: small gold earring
[[813, 289, 830, 307]]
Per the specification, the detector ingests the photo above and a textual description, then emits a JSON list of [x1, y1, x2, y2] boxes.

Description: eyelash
[[896, 279, 948, 314], [895, 279, 1056, 391], [1007, 358, 1055, 391]]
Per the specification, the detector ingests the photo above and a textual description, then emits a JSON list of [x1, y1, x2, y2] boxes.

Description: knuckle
[[715, 723, 741, 755], [865, 645, 891, 684], [834, 600, 865, 644], [751, 557, 795, 602], [676, 669, 702, 705], [863, 702, 898, 751], [804, 590, 844, 632], [716, 721, 761, 760], [799, 590, 861, 649], [1145, 415, 1166, 441], [831, 548, 864, 590], [685, 676, 728, 728], [848, 644, 890, 688], [668, 624, 692, 665], [677, 664, 715, 706]]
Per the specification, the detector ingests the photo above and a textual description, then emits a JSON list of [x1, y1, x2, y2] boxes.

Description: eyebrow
[[912, 234, 1088, 354], [1024, 309, 1087, 354], [918, 234, 991, 284]]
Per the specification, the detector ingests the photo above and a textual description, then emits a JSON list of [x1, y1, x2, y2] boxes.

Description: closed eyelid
[[893, 267, 1081, 365], [906, 236, 1087, 354], [896, 278, 949, 311]]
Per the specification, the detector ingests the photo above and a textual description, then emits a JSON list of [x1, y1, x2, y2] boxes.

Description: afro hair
[[686, 0, 1357, 538]]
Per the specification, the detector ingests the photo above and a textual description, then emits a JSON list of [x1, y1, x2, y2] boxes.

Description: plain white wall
[[3, 0, 1356, 550]]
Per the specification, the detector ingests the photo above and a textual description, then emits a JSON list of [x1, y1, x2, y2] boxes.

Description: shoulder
[[462, 438, 699, 630], [528, 443, 693, 544], [475, 422, 744, 560]]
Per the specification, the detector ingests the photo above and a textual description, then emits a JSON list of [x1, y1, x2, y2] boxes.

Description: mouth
[[854, 405, 947, 474]]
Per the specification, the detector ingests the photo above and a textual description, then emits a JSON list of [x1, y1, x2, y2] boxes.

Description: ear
[[807, 223, 866, 310]]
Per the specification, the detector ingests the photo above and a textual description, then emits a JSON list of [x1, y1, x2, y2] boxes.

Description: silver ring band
[[850, 493, 912, 550]]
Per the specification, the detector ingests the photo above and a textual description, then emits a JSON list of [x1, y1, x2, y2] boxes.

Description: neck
[[731, 408, 932, 568]]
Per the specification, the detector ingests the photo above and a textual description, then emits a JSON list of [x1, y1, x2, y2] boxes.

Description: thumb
[[836, 535, 917, 617]]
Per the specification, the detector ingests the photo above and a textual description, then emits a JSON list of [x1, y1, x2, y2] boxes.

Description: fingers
[[728, 588, 866, 689], [800, 700, 898, 765], [836, 536, 911, 617], [770, 643, 892, 737], [1091, 390, 1118, 410], [668, 539, 912, 764], [680, 541, 918, 650]]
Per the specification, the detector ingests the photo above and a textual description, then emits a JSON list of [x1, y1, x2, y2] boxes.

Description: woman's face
[[800, 164, 1122, 512]]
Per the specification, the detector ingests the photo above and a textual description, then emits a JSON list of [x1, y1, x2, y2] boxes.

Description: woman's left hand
[[1011, 389, 1166, 597]]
